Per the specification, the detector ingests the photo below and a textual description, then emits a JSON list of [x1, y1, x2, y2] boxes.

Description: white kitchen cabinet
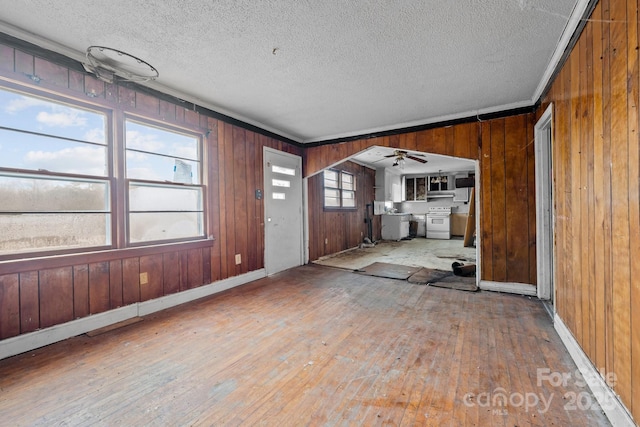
[[453, 174, 471, 202], [386, 171, 402, 202], [381, 214, 410, 240]]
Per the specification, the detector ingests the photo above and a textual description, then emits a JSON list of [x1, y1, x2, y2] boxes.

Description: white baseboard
[[479, 280, 537, 296], [138, 269, 265, 316], [0, 269, 266, 361], [554, 314, 636, 427]]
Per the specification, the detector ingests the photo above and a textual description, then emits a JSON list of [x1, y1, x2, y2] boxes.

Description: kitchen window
[[324, 169, 356, 208], [429, 173, 449, 192]]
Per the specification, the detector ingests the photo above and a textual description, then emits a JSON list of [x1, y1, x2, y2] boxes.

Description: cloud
[[37, 110, 87, 128], [84, 127, 106, 144], [126, 130, 165, 152], [24, 146, 106, 176], [5, 95, 92, 129], [127, 167, 164, 182], [4, 96, 51, 113], [172, 144, 199, 160]]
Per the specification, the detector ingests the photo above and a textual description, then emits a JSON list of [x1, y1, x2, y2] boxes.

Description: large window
[[0, 85, 206, 259], [125, 119, 204, 244], [324, 169, 356, 208], [0, 88, 110, 256]]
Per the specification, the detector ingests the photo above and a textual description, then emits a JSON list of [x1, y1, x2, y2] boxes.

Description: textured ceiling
[[0, 0, 579, 143]]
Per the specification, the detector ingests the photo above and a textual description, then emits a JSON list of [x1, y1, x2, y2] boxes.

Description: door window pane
[[272, 165, 295, 176]]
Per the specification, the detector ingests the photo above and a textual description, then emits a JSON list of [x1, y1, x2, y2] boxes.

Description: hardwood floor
[[0, 265, 610, 426]]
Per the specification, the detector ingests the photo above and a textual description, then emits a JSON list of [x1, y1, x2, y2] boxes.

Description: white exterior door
[[263, 147, 303, 275]]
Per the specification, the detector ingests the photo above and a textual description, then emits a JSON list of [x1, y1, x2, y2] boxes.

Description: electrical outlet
[[325, 238, 328, 245], [235, 254, 241, 265], [139, 272, 148, 285]]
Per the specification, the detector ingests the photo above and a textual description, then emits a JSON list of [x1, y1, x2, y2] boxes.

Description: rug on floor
[[428, 274, 478, 292], [407, 268, 452, 284], [354, 262, 422, 280]]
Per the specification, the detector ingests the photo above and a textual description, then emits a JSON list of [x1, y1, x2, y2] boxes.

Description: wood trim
[[478, 280, 537, 296], [554, 313, 636, 427], [0, 239, 215, 276], [0, 269, 265, 361]]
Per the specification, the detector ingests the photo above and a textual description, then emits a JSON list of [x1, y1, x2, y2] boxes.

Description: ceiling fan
[[385, 150, 428, 167]]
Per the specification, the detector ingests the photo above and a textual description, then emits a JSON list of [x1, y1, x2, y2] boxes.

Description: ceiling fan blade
[[383, 154, 397, 158], [407, 155, 428, 163]]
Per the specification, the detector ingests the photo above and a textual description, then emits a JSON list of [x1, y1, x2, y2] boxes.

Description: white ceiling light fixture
[[431, 170, 448, 184], [82, 46, 159, 84]]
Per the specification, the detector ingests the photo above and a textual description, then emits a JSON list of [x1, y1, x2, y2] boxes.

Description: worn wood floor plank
[[0, 264, 610, 426]]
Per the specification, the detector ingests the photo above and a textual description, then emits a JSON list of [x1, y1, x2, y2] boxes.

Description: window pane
[[324, 188, 340, 207], [342, 199, 356, 208], [342, 190, 355, 207], [272, 179, 290, 188], [0, 175, 109, 212], [129, 212, 204, 243], [324, 170, 339, 188], [129, 183, 202, 212], [0, 128, 108, 176], [324, 188, 340, 198], [0, 213, 110, 255], [272, 165, 295, 176], [429, 176, 439, 192], [126, 151, 200, 184], [0, 88, 106, 144], [324, 196, 340, 207], [341, 172, 354, 190], [125, 120, 198, 160]]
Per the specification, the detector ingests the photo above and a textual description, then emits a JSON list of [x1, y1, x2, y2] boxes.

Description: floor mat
[[428, 274, 478, 292], [407, 268, 452, 284], [355, 262, 422, 280]]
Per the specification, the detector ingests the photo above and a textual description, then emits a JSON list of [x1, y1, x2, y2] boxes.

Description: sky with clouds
[[0, 88, 201, 183], [0, 88, 204, 246]]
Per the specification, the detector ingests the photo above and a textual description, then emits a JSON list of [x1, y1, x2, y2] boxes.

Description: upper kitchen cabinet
[[405, 177, 427, 201], [453, 173, 471, 202], [375, 168, 402, 202]]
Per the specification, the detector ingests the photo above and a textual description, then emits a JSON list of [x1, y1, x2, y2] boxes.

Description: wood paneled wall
[[304, 117, 537, 285], [479, 115, 537, 285], [0, 43, 301, 340], [540, 0, 639, 419], [307, 161, 379, 261]]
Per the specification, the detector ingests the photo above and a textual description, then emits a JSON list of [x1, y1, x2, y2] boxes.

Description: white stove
[[426, 206, 452, 239]]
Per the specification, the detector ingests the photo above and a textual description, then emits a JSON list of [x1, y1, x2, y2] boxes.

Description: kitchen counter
[[381, 213, 410, 240]]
